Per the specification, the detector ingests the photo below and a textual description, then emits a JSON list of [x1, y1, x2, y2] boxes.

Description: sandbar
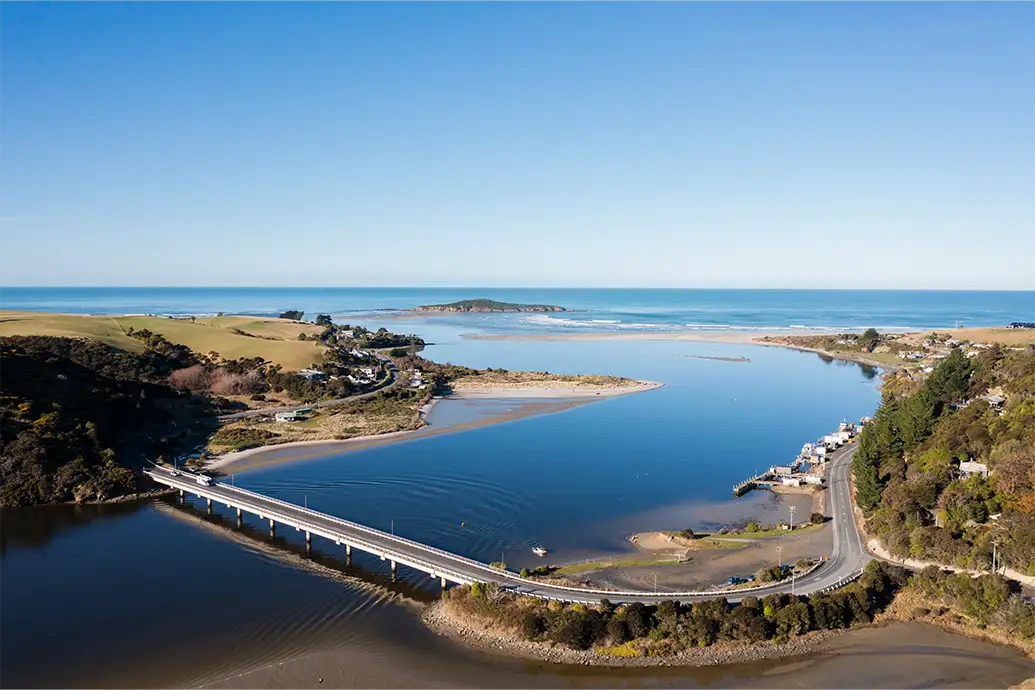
[[206, 398, 597, 475], [448, 380, 663, 399]]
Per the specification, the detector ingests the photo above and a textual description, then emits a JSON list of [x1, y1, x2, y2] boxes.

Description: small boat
[[532, 546, 548, 558]]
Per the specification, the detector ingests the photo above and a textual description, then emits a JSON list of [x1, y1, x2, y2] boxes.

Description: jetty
[[732, 419, 866, 498]]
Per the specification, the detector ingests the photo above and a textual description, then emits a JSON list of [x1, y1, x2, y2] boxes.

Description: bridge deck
[[146, 448, 867, 604]]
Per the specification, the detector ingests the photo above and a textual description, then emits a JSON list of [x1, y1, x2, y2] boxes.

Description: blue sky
[[1, 3, 1032, 289]]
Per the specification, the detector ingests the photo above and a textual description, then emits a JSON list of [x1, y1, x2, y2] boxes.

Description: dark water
[[1, 332, 1029, 687]]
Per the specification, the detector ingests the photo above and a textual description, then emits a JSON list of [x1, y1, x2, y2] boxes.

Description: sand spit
[[448, 380, 663, 399]]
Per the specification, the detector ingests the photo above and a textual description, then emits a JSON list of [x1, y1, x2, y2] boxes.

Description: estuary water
[[1, 294, 1033, 688]]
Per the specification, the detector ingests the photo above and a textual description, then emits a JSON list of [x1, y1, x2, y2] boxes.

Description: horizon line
[[1, 285, 1033, 293]]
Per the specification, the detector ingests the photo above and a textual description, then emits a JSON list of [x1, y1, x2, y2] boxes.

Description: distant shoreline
[[461, 330, 898, 372], [205, 381, 661, 475]]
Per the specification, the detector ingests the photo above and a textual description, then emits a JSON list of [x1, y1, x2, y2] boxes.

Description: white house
[[772, 465, 794, 476], [275, 410, 307, 422], [959, 461, 989, 479], [298, 368, 325, 380], [803, 475, 824, 486]]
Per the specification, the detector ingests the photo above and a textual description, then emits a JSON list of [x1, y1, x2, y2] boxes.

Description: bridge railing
[[151, 471, 851, 601], [217, 481, 498, 574], [150, 473, 476, 583]]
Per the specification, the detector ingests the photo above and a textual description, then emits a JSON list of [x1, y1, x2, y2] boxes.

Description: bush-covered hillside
[[853, 345, 1035, 574], [0, 336, 198, 507]]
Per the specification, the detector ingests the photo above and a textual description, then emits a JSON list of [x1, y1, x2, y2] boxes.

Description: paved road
[[147, 441, 870, 604], [217, 353, 400, 422]]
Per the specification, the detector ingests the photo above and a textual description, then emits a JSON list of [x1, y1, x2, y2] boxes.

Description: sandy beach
[[448, 380, 663, 399], [204, 380, 661, 475], [460, 329, 831, 344], [205, 398, 604, 475]]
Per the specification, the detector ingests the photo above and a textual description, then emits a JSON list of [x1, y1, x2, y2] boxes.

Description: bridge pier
[[391, 560, 397, 581], [305, 531, 311, 546], [178, 489, 184, 504], [206, 498, 213, 515], [441, 576, 447, 590], [345, 544, 352, 566], [269, 518, 276, 536], [236, 510, 243, 528]]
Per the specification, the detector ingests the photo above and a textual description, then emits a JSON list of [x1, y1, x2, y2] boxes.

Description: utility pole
[[304, 494, 307, 509], [789, 505, 796, 532], [777, 545, 783, 569], [654, 573, 658, 595]]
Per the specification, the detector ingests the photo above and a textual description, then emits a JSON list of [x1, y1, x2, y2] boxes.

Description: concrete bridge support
[[178, 489, 185, 504], [345, 544, 352, 566], [441, 577, 447, 590], [269, 518, 276, 536], [391, 560, 397, 581], [236, 508, 243, 528], [206, 498, 213, 515]]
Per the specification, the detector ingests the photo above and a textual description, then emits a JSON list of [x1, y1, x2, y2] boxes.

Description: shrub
[[519, 611, 546, 640], [745, 521, 760, 533], [810, 512, 826, 525]]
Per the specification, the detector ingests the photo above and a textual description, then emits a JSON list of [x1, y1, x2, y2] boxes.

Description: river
[[1, 329, 1031, 687]]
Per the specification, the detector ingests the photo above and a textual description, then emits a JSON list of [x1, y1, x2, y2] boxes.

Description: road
[[147, 441, 870, 604], [217, 353, 400, 422]]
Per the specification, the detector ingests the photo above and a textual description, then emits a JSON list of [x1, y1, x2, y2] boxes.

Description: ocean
[[1, 287, 1032, 333]]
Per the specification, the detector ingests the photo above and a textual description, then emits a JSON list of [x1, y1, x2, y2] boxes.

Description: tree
[[810, 512, 826, 525], [315, 314, 333, 326], [860, 328, 880, 352], [924, 348, 972, 406], [279, 310, 304, 321], [623, 602, 652, 638], [389, 348, 409, 358], [606, 616, 629, 644]]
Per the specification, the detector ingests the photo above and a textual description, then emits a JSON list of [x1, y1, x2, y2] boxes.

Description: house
[[298, 368, 325, 380], [959, 461, 989, 479], [275, 410, 307, 422], [899, 351, 925, 360], [772, 465, 794, 476], [360, 367, 378, 379], [979, 395, 1006, 409], [341, 330, 356, 338], [922, 366, 934, 374], [1008, 322, 1035, 329], [781, 477, 801, 487], [803, 475, 824, 486]]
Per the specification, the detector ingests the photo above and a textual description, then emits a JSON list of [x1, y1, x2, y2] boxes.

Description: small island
[[413, 299, 566, 313]]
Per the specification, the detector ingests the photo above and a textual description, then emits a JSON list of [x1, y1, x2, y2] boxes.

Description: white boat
[[532, 547, 548, 558]]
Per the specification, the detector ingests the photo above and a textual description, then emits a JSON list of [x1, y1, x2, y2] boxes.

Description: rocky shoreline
[[420, 599, 842, 668]]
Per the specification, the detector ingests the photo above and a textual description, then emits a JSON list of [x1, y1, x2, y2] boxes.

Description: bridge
[[145, 443, 869, 604]]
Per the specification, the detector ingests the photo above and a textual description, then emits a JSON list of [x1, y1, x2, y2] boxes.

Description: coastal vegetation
[[852, 344, 1035, 574], [413, 298, 566, 313], [0, 335, 219, 507], [435, 561, 1033, 660], [436, 562, 1035, 662]]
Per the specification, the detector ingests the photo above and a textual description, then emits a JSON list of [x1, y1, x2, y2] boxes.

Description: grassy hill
[[414, 298, 565, 312], [0, 311, 326, 370]]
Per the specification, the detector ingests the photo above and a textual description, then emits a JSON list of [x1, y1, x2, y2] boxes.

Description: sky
[[1, 3, 1032, 289]]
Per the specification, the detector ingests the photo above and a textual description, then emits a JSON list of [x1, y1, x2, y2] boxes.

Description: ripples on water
[[5, 333, 1025, 688]]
